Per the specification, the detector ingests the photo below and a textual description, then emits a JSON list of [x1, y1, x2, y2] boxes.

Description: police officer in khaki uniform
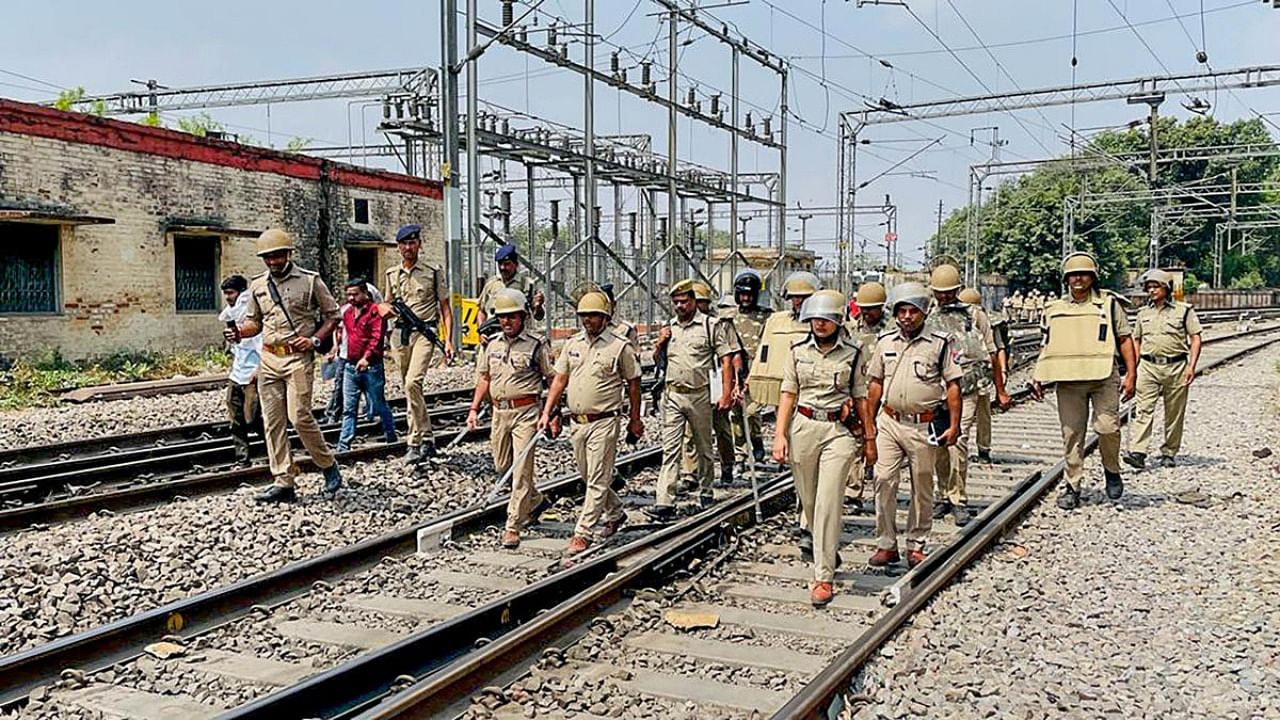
[[843, 281, 889, 508], [925, 265, 1007, 527], [1123, 268, 1202, 469], [229, 229, 343, 503], [774, 290, 874, 607], [961, 287, 1009, 464], [681, 280, 744, 487], [1032, 252, 1137, 510], [476, 243, 545, 325], [722, 270, 772, 470], [383, 224, 455, 463], [648, 279, 739, 520], [866, 282, 963, 568], [468, 289, 553, 548], [539, 292, 644, 555]]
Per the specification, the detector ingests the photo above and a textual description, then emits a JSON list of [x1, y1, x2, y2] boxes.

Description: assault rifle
[[391, 298, 447, 354], [650, 336, 668, 413]]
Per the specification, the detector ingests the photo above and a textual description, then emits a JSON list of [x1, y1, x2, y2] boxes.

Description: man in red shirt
[[337, 279, 398, 453]]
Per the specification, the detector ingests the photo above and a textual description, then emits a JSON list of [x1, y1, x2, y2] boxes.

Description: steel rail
[[773, 326, 1280, 719], [0, 446, 663, 707]]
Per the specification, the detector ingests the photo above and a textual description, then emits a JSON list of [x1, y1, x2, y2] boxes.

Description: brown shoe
[[566, 535, 591, 556], [810, 581, 834, 608], [868, 548, 900, 567], [501, 530, 520, 549], [907, 549, 927, 568]]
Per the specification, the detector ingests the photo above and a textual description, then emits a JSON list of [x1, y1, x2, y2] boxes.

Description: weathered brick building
[[0, 99, 443, 360]]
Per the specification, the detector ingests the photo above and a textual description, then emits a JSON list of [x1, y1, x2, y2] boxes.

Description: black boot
[[1122, 452, 1146, 470], [644, 504, 675, 522], [976, 449, 992, 463], [952, 504, 972, 527], [717, 466, 734, 487], [255, 485, 297, 504], [799, 532, 814, 562], [1056, 485, 1080, 510], [932, 500, 953, 520], [1104, 469, 1124, 500]]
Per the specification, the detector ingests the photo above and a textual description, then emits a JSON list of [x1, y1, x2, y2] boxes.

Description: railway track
[[155, 322, 1275, 720]]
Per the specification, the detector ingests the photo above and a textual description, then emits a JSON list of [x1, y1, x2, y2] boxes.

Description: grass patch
[[0, 347, 230, 410]]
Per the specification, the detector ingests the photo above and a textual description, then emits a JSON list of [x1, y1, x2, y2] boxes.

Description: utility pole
[[797, 212, 813, 250], [1127, 92, 1165, 268], [667, 10, 680, 274], [465, 0, 481, 295], [583, 0, 597, 280], [441, 0, 464, 349], [935, 199, 944, 261]]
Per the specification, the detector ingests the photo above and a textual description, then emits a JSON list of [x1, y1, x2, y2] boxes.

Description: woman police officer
[[772, 289, 875, 607]]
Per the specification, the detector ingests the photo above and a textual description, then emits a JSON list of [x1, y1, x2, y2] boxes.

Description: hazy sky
[[3, 0, 1279, 271]]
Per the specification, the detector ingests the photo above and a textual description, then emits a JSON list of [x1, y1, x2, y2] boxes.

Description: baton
[[443, 406, 485, 452], [737, 402, 764, 524], [485, 433, 541, 504]]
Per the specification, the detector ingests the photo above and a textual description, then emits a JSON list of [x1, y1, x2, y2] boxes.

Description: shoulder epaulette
[[789, 335, 811, 349], [929, 331, 951, 343], [877, 328, 898, 340]]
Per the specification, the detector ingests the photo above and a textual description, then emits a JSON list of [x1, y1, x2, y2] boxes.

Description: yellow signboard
[[455, 294, 481, 346]]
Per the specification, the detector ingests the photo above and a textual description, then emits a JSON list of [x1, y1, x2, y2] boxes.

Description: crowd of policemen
[[224, 225, 1202, 609]]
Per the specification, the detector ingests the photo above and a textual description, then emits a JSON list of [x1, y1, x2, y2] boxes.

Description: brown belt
[[797, 406, 842, 422], [666, 383, 708, 395], [569, 410, 619, 424], [494, 395, 540, 410], [883, 406, 935, 424], [264, 343, 301, 356]]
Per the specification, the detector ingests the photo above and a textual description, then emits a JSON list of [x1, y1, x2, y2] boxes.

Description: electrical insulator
[[619, 68, 627, 84], [548, 22, 558, 47], [501, 118, 510, 135], [744, 111, 753, 133], [709, 94, 720, 114], [762, 116, 772, 137], [560, 45, 568, 60], [395, 98, 405, 119], [641, 62, 652, 87], [686, 86, 696, 107], [382, 98, 391, 120], [516, 25, 527, 43], [501, 191, 512, 214], [610, 51, 620, 75], [501, 0, 514, 26]]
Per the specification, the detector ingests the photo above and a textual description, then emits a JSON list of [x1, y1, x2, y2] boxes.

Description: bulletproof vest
[[748, 309, 809, 406], [1032, 292, 1117, 383], [728, 305, 770, 359], [925, 304, 989, 395]]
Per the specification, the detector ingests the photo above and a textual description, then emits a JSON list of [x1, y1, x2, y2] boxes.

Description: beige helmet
[[888, 281, 931, 314], [855, 281, 887, 308], [958, 287, 982, 305], [670, 278, 697, 298], [255, 228, 295, 256], [929, 263, 963, 292], [1141, 268, 1174, 293], [1061, 251, 1099, 279], [576, 291, 612, 317], [782, 271, 821, 298], [800, 289, 847, 323], [491, 288, 528, 316], [692, 280, 714, 302]]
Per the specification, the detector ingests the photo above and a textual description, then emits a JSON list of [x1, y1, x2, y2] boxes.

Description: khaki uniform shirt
[[781, 334, 868, 410], [846, 313, 889, 382], [665, 312, 740, 391], [868, 329, 963, 414], [608, 318, 640, 352], [477, 330, 551, 401], [1134, 301, 1201, 357], [244, 264, 339, 345], [477, 272, 537, 317], [555, 328, 641, 414], [723, 305, 771, 360], [384, 262, 446, 323]]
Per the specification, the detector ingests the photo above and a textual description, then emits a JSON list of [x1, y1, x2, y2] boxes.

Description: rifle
[[650, 337, 669, 413], [391, 298, 447, 354]]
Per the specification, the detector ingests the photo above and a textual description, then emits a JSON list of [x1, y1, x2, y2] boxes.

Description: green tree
[[53, 87, 105, 116], [285, 136, 312, 153], [176, 112, 224, 137]]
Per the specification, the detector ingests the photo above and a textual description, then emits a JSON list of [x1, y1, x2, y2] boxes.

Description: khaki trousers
[[493, 405, 543, 532], [257, 352, 335, 487], [844, 428, 868, 496], [681, 408, 733, 477], [934, 393, 979, 505], [874, 414, 935, 551], [791, 414, 857, 582], [1055, 370, 1122, 490], [1130, 359, 1189, 457], [976, 391, 992, 453], [572, 417, 624, 539], [659, 389, 714, 506], [392, 332, 435, 447]]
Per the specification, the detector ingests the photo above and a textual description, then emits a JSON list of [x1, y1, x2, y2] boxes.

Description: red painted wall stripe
[[0, 98, 442, 200]]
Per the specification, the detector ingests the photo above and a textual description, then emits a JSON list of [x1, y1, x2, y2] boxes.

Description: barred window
[[0, 223, 59, 314], [174, 234, 220, 313]]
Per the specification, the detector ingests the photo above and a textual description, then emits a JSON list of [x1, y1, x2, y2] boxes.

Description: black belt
[[569, 410, 619, 424], [1140, 354, 1187, 365]]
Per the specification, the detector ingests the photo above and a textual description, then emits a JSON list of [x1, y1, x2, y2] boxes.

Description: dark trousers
[[226, 380, 264, 463]]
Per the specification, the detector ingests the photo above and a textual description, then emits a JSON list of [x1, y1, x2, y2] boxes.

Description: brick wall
[[0, 99, 443, 360]]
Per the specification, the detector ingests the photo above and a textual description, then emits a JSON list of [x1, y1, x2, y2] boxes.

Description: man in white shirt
[[220, 275, 264, 467]]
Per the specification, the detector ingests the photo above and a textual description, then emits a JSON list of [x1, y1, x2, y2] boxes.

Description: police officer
[[468, 289, 553, 549], [601, 282, 640, 351], [647, 279, 739, 521], [476, 243, 545, 325], [843, 281, 889, 508], [961, 287, 1009, 464], [925, 265, 1007, 527], [229, 229, 343, 502], [539, 292, 644, 555], [1123, 268, 1202, 469], [721, 270, 772, 471], [749, 271, 821, 407], [1032, 252, 1138, 510], [866, 282, 963, 568], [773, 289, 873, 608], [682, 280, 741, 487], [383, 224, 455, 463]]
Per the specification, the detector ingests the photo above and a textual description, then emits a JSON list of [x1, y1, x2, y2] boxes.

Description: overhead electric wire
[[0, 68, 64, 91]]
